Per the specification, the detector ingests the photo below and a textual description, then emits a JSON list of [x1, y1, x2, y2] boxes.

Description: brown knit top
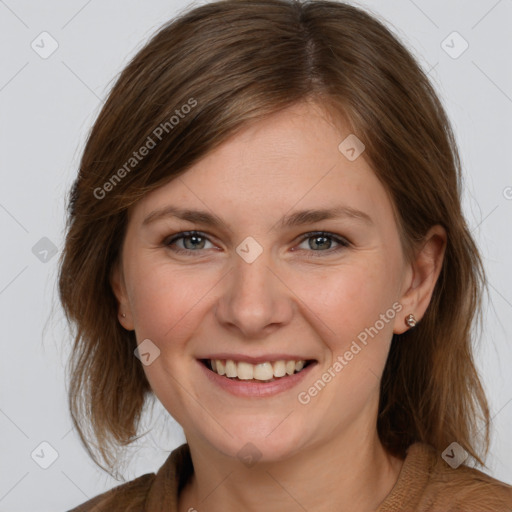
[[68, 442, 512, 511]]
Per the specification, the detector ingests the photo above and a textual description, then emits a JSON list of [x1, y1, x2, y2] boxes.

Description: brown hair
[[58, 0, 490, 477]]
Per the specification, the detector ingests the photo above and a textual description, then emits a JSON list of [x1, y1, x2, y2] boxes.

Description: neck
[[178, 423, 403, 512]]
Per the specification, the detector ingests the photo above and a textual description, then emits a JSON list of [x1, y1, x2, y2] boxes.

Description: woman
[[59, 0, 512, 510]]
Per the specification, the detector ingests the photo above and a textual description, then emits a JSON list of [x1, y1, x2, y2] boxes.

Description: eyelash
[[163, 230, 350, 258]]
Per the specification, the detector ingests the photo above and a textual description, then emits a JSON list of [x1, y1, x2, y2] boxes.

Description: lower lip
[[197, 360, 317, 398]]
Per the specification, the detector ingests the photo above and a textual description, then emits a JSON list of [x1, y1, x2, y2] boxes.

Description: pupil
[[312, 236, 329, 250], [185, 235, 204, 250]]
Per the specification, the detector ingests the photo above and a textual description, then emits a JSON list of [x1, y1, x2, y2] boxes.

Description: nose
[[214, 249, 294, 339]]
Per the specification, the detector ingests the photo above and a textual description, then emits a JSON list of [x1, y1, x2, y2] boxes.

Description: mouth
[[199, 358, 316, 383]]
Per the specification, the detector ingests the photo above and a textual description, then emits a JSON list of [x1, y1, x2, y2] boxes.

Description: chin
[[197, 416, 310, 465]]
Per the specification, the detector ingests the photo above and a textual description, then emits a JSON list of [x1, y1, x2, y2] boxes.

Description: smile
[[197, 357, 317, 397], [201, 358, 313, 382]]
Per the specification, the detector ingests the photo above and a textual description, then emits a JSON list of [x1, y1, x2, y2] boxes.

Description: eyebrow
[[142, 205, 373, 231]]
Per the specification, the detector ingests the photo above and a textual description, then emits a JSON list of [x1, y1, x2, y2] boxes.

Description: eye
[[164, 231, 215, 254], [163, 230, 350, 257], [294, 231, 350, 258]]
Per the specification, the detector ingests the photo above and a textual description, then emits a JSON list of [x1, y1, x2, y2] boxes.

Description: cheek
[[306, 263, 399, 403], [126, 260, 200, 342], [298, 259, 398, 346]]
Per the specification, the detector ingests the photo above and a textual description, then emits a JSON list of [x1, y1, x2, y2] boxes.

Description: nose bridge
[[235, 247, 272, 300], [216, 243, 290, 336]]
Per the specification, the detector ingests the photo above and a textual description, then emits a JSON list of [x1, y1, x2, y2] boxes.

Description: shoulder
[[67, 472, 156, 512], [379, 443, 512, 511], [67, 443, 192, 512], [415, 443, 512, 511]]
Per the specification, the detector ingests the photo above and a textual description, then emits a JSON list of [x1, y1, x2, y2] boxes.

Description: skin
[[111, 100, 446, 512]]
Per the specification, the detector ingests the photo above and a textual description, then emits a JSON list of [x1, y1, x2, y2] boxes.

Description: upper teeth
[[210, 359, 306, 380]]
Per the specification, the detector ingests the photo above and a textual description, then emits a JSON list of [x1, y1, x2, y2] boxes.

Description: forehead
[[130, 102, 395, 232]]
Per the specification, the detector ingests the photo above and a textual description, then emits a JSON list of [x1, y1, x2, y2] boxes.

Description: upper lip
[[197, 354, 316, 364]]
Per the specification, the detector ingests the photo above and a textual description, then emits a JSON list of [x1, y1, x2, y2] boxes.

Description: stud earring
[[121, 313, 126, 318], [405, 314, 416, 327]]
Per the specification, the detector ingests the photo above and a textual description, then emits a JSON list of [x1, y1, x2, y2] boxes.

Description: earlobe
[[393, 225, 447, 335]]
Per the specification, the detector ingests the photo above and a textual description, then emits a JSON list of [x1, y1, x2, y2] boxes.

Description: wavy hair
[[58, 0, 490, 477]]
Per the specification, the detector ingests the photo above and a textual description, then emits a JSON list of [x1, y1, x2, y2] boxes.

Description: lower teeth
[[226, 376, 278, 382]]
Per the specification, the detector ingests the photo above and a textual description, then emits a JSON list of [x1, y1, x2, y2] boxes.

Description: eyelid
[[296, 231, 350, 246]]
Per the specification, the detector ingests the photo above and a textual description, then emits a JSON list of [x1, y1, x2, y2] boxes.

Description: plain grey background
[[0, 0, 511, 510]]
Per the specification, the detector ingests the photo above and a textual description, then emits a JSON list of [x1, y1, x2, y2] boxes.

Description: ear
[[110, 261, 135, 331], [393, 224, 447, 334]]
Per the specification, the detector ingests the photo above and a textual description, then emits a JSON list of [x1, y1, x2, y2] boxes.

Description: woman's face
[[112, 101, 415, 462]]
